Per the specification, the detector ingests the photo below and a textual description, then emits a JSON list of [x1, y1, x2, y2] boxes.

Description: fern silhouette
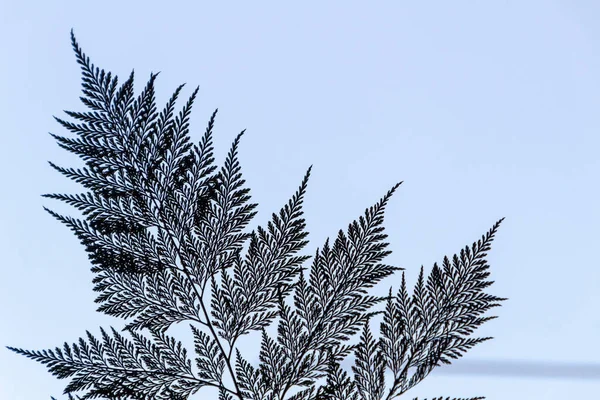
[[7, 31, 506, 400]]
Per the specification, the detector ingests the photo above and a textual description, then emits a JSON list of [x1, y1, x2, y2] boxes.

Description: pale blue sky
[[1, 1, 599, 399]]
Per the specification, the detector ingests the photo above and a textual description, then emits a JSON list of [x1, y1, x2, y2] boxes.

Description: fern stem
[[197, 279, 244, 399], [149, 202, 244, 399], [120, 122, 244, 399]]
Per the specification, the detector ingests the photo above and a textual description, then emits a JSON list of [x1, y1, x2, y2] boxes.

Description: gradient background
[[1, 1, 599, 399]]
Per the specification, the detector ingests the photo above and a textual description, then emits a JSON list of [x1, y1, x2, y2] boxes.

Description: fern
[[8, 30, 506, 400]]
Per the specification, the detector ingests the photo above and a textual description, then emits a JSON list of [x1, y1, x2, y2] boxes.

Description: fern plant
[[8, 31, 506, 400]]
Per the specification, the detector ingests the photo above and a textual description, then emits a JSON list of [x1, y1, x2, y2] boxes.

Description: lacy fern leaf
[[8, 31, 506, 400]]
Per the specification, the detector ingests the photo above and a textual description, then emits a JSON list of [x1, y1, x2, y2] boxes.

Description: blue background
[[1, 1, 599, 398]]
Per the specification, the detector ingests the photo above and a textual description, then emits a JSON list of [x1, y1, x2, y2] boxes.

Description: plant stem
[[136, 164, 243, 399]]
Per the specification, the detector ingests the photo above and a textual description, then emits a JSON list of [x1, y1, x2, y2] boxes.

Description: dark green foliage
[[8, 31, 506, 400]]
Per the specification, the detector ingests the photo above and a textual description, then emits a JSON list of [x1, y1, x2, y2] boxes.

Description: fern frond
[[382, 219, 506, 398], [352, 321, 386, 400], [190, 324, 225, 384], [274, 183, 402, 398], [7, 327, 209, 400], [11, 31, 506, 400], [314, 353, 359, 400], [193, 131, 258, 287], [235, 349, 268, 400], [212, 167, 311, 344]]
